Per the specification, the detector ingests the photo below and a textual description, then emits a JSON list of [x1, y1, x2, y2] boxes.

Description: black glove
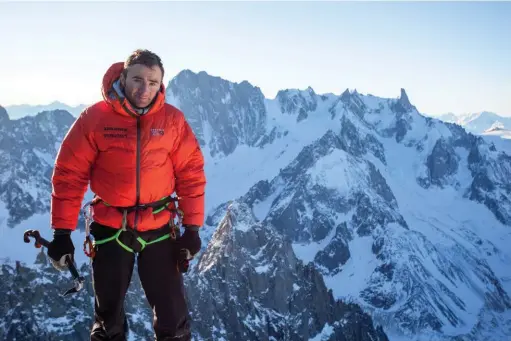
[[178, 225, 202, 256], [47, 229, 75, 271], [176, 226, 201, 273]]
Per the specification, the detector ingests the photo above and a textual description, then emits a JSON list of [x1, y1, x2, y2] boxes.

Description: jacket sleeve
[[171, 110, 206, 227], [51, 111, 97, 230]]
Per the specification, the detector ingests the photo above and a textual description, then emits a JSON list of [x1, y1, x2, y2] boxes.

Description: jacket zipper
[[134, 116, 141, 230]]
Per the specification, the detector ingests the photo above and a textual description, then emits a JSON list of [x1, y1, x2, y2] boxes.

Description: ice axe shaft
[[23, 229, 85, 297]]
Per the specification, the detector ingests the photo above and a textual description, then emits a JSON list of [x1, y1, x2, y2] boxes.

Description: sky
[[0, 1, 510, 117]]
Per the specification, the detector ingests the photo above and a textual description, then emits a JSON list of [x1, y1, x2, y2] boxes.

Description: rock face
[[0, 108, 75, 227], [187, 202, 389, 341], [418, 137, 460, 188], [276, 87, 318, 122], [166, 70, 267, 157]]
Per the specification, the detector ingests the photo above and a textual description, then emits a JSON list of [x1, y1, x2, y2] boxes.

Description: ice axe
[[23, 229, 85, 297]]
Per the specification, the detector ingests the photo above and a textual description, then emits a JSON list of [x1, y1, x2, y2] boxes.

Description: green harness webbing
[[93, 228, 172, 253], [91, 196, 181, 254]]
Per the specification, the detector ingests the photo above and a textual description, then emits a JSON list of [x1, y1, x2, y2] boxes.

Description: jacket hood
[[101, 62, 166, 117]]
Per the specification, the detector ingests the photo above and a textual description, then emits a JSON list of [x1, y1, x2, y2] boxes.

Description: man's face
[[121, 64, 162, 109]]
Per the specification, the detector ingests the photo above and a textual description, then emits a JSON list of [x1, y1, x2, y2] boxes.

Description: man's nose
[[139, 82, 150, 94]]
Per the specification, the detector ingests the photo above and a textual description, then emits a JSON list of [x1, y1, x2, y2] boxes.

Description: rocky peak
[[391, 88, 415, 114], [188, 201, 389, 341], [167, 70, 267, 157], [399, 88, 412, 108], [340, 88, 351, 102], [276, 87, 318, 122], [329, 88, 366, 120]]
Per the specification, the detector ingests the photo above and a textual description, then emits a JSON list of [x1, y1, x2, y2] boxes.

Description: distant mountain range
[[3, 101, 87, 119], [434, 111, 511, 138], [4, 100, 510, 142]]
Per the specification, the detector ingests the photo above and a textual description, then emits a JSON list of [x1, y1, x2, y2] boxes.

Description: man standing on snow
[[46, 49, 206, 341]]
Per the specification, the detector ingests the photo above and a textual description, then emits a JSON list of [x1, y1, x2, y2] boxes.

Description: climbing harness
[[81, 195, 184, 258]]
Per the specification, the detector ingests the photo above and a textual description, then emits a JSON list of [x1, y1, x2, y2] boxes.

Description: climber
[[46, 49, 206, 341]]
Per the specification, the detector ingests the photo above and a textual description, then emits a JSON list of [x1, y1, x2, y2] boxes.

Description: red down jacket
[[50, 62, 206, 232]]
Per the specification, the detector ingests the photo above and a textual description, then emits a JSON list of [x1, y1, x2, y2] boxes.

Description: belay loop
[[80, 196, 184, 258]]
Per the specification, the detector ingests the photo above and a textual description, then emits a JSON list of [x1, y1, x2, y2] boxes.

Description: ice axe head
[[23, 229, 47, 248], [23, 229, 85, 297]]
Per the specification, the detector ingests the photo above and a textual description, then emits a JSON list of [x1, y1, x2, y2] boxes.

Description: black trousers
[[89, 222, 191, 341]]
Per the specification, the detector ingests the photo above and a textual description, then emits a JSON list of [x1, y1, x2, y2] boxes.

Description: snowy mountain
[[434, 111, 511, 159], [456, 112, 511, 134], [436, 111, 511, 138], [481, 122, 511, 140], [4, 101, 87, 120], [0, 106, 76, 227], [167, 74, 511, 341], [187, 202, 388, 341], [437, 113, 458, 124], [1, 70, 511, 341], [166, 70, 268, 157]]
